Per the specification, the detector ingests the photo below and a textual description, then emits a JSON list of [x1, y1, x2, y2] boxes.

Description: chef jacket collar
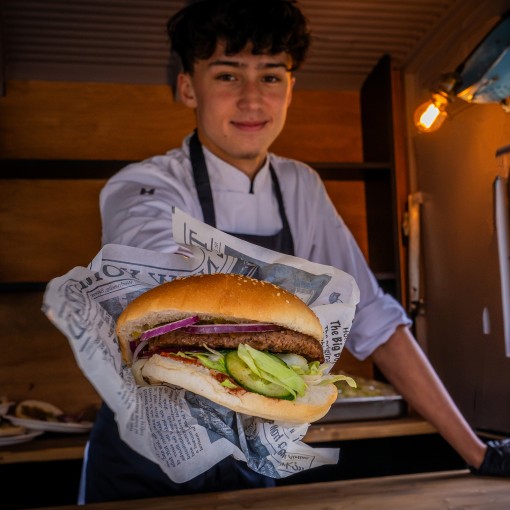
[[183, 133, 272, 194]]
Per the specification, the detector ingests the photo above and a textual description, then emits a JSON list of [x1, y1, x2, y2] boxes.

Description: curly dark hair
[[167, 0, 311, 74]]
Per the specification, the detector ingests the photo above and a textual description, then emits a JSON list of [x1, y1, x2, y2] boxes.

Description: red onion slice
[[140, 315, 199, 341], [132, 340, 149, 363], [183, 323, 281, 334]]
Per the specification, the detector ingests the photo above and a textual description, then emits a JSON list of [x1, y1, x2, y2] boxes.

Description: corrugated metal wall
[[1, 0, 461, 89]]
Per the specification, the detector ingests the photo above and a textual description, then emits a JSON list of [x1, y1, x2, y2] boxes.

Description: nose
[[237, 80, 263, 109]]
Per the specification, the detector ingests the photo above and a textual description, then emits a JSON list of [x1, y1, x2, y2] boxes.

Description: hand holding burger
[[117, 273, 355, 424]]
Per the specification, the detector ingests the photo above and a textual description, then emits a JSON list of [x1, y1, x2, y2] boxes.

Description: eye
[[262, 74, 283, 84], [216, 73, 236, 82]]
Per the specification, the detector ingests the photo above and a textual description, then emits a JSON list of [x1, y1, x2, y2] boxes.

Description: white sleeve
[[99, 160, 202, 254], [295, 170, 412, 360]]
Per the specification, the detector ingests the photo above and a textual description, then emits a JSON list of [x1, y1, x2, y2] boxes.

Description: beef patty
[[148, 328, 324, 362]]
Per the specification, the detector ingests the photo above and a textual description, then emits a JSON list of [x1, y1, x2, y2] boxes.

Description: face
[[178, 42, 295, 178]]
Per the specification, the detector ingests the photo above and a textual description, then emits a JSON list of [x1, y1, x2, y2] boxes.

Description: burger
[[117, 273, 355, 424], [15, 400, 65, 422], [0, 399, 66, 437]]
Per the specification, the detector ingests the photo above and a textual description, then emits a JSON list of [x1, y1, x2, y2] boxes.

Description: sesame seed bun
[[116, 273, 323, 364], [117, 274, 335, 424]]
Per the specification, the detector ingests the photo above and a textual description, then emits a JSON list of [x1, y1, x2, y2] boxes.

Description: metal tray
[[317, 395, 406, 423]]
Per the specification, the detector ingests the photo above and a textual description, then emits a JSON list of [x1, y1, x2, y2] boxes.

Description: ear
[[177, 73, 198, 108], [286, 76, 296, 108]]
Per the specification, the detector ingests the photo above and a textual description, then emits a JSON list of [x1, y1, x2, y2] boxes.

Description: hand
[[470, 439, 510, 476]]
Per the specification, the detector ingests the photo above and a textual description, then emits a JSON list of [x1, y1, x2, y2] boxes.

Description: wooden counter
[[0, 433, 89, 465], [27, 469, 510, 509], [305, 415, 436, 442], [0, 416, 436, 465]]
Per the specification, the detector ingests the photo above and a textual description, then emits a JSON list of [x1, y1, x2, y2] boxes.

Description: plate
[[0, 430, 44, 446], [5, 416, 94, 434]]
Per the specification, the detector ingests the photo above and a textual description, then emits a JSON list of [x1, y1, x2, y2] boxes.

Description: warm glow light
[[419, 103, 441, 129], [414, 93, 449, 133]]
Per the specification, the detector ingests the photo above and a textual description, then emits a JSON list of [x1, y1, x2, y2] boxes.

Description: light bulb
[[414, 93, 449, 133]]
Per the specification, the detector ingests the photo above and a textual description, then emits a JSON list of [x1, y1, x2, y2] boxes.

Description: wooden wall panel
[[0, 291, 101, 415], [0, 80, 194, 161], [0, 180, 104, 282], [323, 180, 368, 260], [0, 80, 362, 163], [273, 90, 363, 162], [0, 178, 369, 283]]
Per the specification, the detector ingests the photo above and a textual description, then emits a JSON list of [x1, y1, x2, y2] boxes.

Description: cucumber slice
[[225, 351, 293, 399]]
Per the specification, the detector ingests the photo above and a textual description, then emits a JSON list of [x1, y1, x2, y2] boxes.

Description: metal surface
[[1, 0, 461, 90], [455, 12, 510, 103], [494, 176, 510, 357], [317, 395, 406, 423]]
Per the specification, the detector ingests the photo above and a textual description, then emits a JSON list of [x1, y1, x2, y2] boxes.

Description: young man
[[84, 0, 510, 503]]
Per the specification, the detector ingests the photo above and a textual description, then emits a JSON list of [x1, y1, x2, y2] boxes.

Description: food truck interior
[[1, 0, 510, 508]]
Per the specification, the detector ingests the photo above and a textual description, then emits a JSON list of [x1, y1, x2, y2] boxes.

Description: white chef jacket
[[100, 134, 412, 360]]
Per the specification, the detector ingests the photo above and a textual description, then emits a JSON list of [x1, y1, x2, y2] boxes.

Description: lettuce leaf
[[238, 344, 307, 398], [176, 344, 356, 399], [177, 345, 227, 374]]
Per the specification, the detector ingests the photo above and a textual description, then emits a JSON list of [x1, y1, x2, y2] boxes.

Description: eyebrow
[[208, 60, 290, 71]]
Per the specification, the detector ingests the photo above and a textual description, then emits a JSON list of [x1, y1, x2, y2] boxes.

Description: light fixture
[[414, 74, 458, 133], [413, 11, 510, 134], [414, 92, 449, 133]]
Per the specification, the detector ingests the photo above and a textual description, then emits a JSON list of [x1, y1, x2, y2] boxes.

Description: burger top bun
[[117, 273, 323, 364]]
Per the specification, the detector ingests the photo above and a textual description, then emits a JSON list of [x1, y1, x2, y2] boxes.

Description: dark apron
[[84, 133, 294, 503]]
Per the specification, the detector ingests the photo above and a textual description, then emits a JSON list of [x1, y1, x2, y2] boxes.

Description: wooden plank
[[0, 177, 371, 284], [323, 179, 369, 260], [0, 80, 362, 163], [304, 416, 436, 443], [0, 179, 104, 282], [0, 80, 195, 162], [0, 435, 87, 465], [0, 416, 436, 465], [0, 291, 101, 415], [273, 90, 363, 163], [31, 470, 510, 510]]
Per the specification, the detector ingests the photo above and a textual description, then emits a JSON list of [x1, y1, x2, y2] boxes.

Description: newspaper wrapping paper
[[43, 207, 360, 483]]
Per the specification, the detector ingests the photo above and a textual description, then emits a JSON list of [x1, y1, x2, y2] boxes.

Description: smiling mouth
[[231, 121, 268, 131]]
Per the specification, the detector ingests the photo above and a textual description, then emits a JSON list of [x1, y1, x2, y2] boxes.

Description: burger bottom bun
[[133, 355, 338, 424]]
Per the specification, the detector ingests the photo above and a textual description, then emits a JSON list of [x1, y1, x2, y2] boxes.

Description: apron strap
[[269, 164, 295, 256], [190, 130, 217, 228]]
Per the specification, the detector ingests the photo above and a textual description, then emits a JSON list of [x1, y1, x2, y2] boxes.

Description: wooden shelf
[[0, 433, 88, 465], [312, 162, 390, 182], [304, 416, 436, 443], [0, 416, 436, 465]]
